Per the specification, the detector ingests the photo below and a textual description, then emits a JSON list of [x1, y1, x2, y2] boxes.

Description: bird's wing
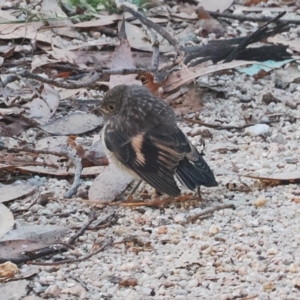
[[104, 124, 188, 197]]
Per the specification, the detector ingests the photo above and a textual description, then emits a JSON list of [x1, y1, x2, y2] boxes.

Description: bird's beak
[[92, 103, 106, 116]]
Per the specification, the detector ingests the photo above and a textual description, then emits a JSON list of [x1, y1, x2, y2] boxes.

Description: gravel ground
[[15, 68, 300, 300]]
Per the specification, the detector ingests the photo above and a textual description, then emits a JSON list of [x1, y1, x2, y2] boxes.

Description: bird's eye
[[108, 105, 115, 111]]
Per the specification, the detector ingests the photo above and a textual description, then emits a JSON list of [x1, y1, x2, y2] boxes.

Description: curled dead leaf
[[0, 261, 18, 278]]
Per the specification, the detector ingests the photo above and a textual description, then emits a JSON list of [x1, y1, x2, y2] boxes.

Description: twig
[[224, 12, 287, 62], [70, 275, 89, 291], [188, 203, 236, 223], [117, 1, 182, 53], [64, 147, 83, 199], [2, 70, 100, 89], [149, 29, 160, 70], [208, 10, 300, 25], [68, 211, 96, 245], [28, 239, 129, 266], [2, 68, 158, 89], [0, 210, 96, 264]]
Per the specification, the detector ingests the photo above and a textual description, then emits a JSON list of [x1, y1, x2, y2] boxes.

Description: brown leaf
[[0, 262, 18, 278], [170, 84, 203, 114], [0, 45, 15, 58]]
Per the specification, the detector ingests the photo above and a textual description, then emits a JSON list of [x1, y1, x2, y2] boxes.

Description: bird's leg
[[197, 187, 203, 202], [126, 179, 142, 202]]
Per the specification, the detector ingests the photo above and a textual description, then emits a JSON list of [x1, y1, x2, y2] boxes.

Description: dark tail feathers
[[175, 156, 218, 191]]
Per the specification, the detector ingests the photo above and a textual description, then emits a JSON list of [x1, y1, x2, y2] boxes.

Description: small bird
[[99, 84, 218, 197]]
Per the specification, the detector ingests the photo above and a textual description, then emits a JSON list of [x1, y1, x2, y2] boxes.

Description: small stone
[[262, 282, 274, 292], [267, 247, 278, 255], [188, 279, 198, 288], [174, 289, 188, 296], [142, 287, 152, 295], [156, 226, 168, 234], [92, 31, 101, 39], [245, 124, 270, 136], [209, 225, 220, 235], [232, 223, 242, 229], [271, 133, 286, 144], [293, 278, 300, 287], [119, 262, 137, 271], [285, 158, 298, 164], [238, 266, 248, 276], [285, 100, 297, 109], [44, 285, 61, 297], [61, 284, 86, 297], [289, 263, 298, 273], [253, 197, 267, 208], [174, 213, 187, 224]]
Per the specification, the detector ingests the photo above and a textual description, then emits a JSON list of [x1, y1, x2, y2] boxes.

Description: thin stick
[[28, 239, 129, 266]]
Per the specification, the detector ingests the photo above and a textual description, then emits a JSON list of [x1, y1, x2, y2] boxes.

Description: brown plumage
[[99, 84, 218, 197]]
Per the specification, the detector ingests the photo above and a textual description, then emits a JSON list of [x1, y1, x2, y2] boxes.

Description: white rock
[[209, 225, 220, 235], [44, 285, 61, 297], [174, 213, 187, 224], [188, 279, 198, 288], [245, 124, 270, 136]]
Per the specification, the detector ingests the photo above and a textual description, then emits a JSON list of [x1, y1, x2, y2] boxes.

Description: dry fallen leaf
[[0, 181, 37, 203], [40, 0, 83, 40], [0, 279, 28, 299], [72, 14, 121, 28], [196, 7, 225, 38], [22, 84, 60, 125], [197, 0, 233, 12], [0, 261, 19, 278], [163, 60, 252, 92], [125, 21, 173, 53], [109, 20, 141, 88], [41, 112, 103, 135], [0, 204, 14, 240], [1, 224, 68, 244], [0, 240, 48, 261]]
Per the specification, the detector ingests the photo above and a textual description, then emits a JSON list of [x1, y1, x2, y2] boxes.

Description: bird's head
[[98, 85, 128, 120]]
